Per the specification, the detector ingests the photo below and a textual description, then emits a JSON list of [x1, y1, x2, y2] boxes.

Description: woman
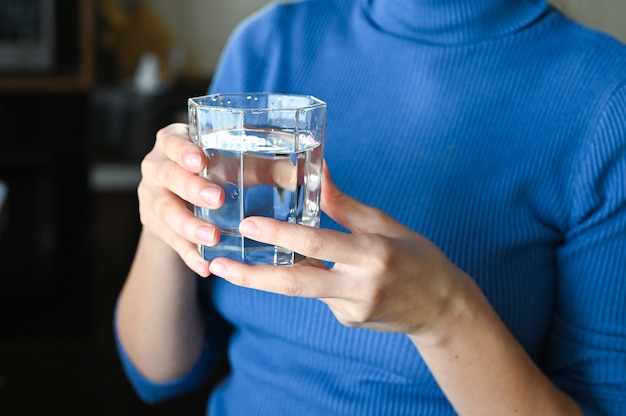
[[115, 0, 626, 414]]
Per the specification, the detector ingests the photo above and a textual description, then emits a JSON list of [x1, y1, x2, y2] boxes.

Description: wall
[[145, 0, 626, 77], [145, 0, 273, 76], [551, 0, 626, 42]]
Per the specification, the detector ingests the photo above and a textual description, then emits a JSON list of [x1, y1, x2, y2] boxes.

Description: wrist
[[407, 267, 483, 349]]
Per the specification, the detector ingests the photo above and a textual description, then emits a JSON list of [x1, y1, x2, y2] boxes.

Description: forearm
[[116, 228, 205, 382], [409, 273, 582, 416]]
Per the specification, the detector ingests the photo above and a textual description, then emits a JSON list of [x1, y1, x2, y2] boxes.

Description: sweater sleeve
[[113, 313, 222, 405], [113, 277, 232, 404], [546, 84, 626, 415]]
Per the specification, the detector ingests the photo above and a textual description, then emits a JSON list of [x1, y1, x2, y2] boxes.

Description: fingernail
[[185, 152, 202, 170], [239, 219, 259, 236], [197, 226, 215, 244], [201, 187, 221, 205], [209, 261, 228, 277], [194, 261, 210, 277]]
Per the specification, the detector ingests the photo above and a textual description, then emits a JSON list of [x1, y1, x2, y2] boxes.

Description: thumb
[[321, 163, 406, 236]]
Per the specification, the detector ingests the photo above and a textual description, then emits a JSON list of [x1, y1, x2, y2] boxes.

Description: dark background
[[0, 1, 226, 414]]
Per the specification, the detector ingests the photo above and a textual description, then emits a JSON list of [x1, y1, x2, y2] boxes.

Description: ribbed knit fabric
[[115, 0, 626, 414]]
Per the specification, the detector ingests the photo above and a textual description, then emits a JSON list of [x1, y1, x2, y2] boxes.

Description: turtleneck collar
[[362, 0, 549, 44]]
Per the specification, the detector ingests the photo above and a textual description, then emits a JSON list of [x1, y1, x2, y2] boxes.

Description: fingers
[[137, 176, 220, 265], [208, 257, 336, 298], [137, 123, 225, 276], [271, 157, 299, 191], [155, 123, 206, 173], [152, 158, 225, 209], [237, 217, 368, 265], [150, 191, 219, 247], [221, 162, 414, 266], [148, 215, 213, 277], [158, 123, 299, 192], [207, 153, 299, 190], [143, 125, 224, 210]]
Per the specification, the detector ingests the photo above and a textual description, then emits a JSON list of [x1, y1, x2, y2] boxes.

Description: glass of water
[[188, 93, 326, 265]]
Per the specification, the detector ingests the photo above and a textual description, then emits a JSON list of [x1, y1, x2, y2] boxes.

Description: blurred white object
[[88, 163, 142, 192], [133, 52, 164, 94]]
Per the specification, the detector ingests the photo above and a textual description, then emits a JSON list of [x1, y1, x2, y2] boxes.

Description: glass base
[[200, 243, 306, 266]]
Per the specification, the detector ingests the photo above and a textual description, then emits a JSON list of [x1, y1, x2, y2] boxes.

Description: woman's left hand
[[208, 164, 471, 339]]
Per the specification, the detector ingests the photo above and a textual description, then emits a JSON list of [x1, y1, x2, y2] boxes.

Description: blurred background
[[0, 0, 624, 414]]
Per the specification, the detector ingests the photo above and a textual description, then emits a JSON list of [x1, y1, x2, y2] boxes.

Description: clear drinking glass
[[188, 93, 326, 265]]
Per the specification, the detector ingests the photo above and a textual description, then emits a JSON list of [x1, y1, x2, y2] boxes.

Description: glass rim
[[188, 92, 326, 111]]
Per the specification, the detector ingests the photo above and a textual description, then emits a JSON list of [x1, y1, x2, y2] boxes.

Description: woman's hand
[[207, 164, 471, 340], [138, 123, 224, 276], [205, 165, 585, 414]]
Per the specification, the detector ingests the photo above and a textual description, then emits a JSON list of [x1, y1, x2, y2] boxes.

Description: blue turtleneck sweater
[[115, 0, 626, 414]]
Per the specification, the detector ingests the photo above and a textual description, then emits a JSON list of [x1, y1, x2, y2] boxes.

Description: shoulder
[[538, 9, 626, 84], [529, 9, 626, 139], [210, 0, 351, 92]]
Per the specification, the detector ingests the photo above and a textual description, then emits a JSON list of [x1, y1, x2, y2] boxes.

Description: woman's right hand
[[137, 123, 224, 277]]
